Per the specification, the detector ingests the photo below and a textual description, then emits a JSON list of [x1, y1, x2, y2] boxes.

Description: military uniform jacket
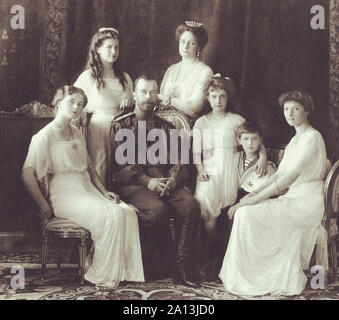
[[110, 110, 189, 189]]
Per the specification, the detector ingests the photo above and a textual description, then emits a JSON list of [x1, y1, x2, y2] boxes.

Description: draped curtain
[[7, 0, 335, 155]]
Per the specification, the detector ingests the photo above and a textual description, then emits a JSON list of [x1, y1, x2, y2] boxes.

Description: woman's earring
[[197, 51, 200, 58]]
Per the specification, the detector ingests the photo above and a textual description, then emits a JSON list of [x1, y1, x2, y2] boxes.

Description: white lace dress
[[74, 70, 133, 188], [23, 122, 144, 287], [219, 127, 327, 296], [160, 60, 213, 118], [193, 113, 245, 219]]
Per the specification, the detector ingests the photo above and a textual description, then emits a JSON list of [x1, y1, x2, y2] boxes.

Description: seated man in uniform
[[109, 74, 199, 287]]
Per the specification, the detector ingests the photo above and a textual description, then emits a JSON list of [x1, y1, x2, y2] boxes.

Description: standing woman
[[74, 27, 133, 188], [220, 91, 327, 296], [160, 21, 213, 121]]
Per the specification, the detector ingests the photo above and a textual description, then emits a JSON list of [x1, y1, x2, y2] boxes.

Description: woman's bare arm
[[21, 167, 52, 226], [22, 167, 50, 211]]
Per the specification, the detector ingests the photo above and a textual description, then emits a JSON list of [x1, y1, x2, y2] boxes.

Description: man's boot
[[174, 215, 199, 288]]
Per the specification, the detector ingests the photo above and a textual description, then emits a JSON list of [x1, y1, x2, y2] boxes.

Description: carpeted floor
[[1, 252, 339, 300]]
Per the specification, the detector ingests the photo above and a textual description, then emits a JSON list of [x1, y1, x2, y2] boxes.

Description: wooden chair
[[322, 160, 339, 282], [41, 218, 91, 284], [155, 105, 191, 132]]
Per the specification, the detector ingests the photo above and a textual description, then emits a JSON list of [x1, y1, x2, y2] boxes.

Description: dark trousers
[[120, 184, 199, 277]]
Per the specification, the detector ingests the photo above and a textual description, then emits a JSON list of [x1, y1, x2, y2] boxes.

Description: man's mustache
[[142, 99, 157, 106]]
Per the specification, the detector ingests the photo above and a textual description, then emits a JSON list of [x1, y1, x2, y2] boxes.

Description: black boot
[[174, 215, 200, 288]]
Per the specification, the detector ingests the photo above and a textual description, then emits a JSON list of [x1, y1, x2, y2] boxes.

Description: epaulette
[[114, 112, 135, 122]]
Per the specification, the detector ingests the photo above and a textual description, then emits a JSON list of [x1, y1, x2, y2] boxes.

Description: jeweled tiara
[[185, 20, 203, 28]]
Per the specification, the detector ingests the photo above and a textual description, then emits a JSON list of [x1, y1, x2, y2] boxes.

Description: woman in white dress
[[220, 90, 327, 296], [160, 21, 213, 120], [74, 27, 133, 188], [193, 75, 267, 280], [22, 85, 144, 288]]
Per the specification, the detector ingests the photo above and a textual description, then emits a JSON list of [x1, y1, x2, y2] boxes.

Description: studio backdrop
[[0, 0, 336, 155]]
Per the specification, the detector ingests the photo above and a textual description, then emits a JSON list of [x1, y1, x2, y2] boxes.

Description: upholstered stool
[[41, 218, 91, 284]]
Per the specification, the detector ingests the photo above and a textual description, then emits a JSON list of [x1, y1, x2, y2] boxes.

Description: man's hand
[[147, 178, 168, 195], [160, 178, 176, 197]]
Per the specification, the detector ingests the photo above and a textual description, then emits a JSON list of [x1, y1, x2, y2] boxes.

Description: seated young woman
[[219, 90, 327, 296], [21, 85, 144, 288]]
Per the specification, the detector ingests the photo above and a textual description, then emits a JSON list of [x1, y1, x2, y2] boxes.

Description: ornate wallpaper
[[39, 0, 68, 105], [330, 0, 339, 160], [0, 0, 39, 110]]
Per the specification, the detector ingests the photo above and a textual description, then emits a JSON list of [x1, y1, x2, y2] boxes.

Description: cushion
[[44, 218, 89, 235]]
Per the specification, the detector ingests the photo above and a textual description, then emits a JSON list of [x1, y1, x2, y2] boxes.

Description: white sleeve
[[192, 117, 203, 156], [74, 70, 94, 113], [23, 132, 50, 181], [160, 65, 173, 97], [124, 72, 133, 100], [172, 66, 213, 117]]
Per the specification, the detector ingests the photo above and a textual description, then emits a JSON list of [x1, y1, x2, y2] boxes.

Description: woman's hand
[[103, 191, 120, 203], [228, 195, 260, 220], [39, 205, 53, 228], [158, 94, 171, 106], [239, 194, 260, 207], [255, 157, 267, 177], [239, 191, 256, 203], [197, 173, 209, 181], [120, 98, 133, 109], [227, 204, 240, 220]]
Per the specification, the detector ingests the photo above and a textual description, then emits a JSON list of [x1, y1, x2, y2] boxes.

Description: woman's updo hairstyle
[[175, 21, 208, 52], [278, 90, 314, 114], [52, 85, 88, 116]]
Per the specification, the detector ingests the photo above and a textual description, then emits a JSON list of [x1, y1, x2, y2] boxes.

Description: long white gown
[[74, 70, 133, 188], [219, 127, 327, 296], [193, 112, 245, 220], [23, 122, 144, 287]]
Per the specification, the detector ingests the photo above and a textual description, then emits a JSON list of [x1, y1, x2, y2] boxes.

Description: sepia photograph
[[0, 0, 338, 309]]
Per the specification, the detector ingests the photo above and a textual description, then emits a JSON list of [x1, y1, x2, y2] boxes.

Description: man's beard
[[141, 100, 156, 110]]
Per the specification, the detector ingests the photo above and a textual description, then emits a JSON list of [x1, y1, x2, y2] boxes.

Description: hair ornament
[[99, 27, 119, 34], [214, 73, 231, 81], [185, 20, 203, 28]]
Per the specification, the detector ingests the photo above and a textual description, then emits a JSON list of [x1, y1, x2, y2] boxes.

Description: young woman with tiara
[[74, 27, 133, 188]]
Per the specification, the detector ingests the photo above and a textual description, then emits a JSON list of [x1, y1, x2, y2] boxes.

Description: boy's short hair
[[237, 121, 262, 139]]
